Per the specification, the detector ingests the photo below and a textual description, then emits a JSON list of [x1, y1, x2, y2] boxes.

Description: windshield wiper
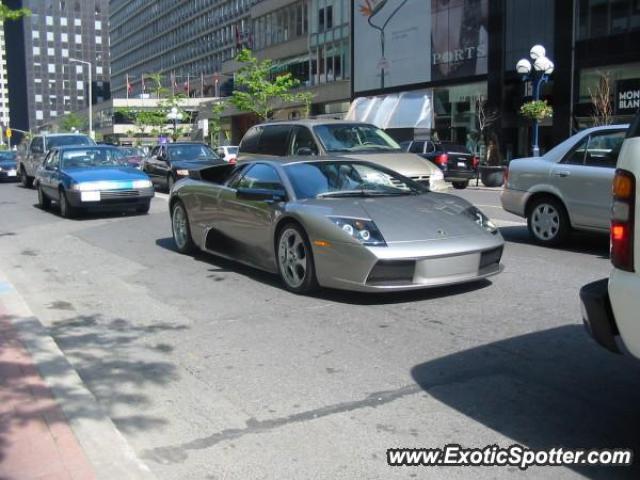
[[316, 189, 415, 198]]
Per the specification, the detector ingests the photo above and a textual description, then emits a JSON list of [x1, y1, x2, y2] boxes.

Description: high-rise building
[[4, 0, 111, 132], [0, 6, 10, 133]]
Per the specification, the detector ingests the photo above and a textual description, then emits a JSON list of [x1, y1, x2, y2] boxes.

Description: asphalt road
[[1, 180, 639, 480]]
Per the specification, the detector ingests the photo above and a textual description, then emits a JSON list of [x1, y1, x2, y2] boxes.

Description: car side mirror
[[237, 187, 286, 202], [296, 147, 315, 156]]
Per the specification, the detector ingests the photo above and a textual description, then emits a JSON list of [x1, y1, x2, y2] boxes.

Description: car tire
[[171, 200, 195, 254], [276, 223, 318, 294], [527, 197, 570, 246], [452, 181, 469, 190], [20, 167, 33, 188], [37, 184, 51, 209], [59, 188, 77, 219], [136, 200, 151, 214]]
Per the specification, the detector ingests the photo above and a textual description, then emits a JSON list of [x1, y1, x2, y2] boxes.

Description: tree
[[230, 49, 315, 121], [60, 112, 85, 132], [0, 5, 30, 21], [589, 72, 613, 127], [208, 100, 225, 147], [146, 72, 168, 99], [473, 96, 500, 160]]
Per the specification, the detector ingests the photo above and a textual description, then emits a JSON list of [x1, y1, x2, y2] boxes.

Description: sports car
[[168, 158, 504, 293], [35, 145, 154, 218]]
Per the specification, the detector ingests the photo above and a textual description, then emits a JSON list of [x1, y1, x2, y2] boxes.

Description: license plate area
[[8, 169, 16, 177], [81, 191, 101, 202]]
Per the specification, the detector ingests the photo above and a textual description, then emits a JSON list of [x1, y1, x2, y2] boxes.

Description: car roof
[[39, 133, 91, 137], [253, 119, 375, 128], [52, 145, 118, 151], [239, 156, 382, 167], [160, 142, 209, 146]]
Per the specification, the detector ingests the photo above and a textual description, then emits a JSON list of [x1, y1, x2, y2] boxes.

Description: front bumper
[[444, 170, 476, 182], [579, 278, 621, 353], [313, 234, 504, 292], [66, 187, 155, 209]]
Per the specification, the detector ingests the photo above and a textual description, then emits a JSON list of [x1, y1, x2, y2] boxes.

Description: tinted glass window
[[60, 148, 125, 168], [239, 127, 261, 153], [237, 163, 283, 191], [31, 137, 44, 152], [290, 127, 318, 155], [46, 135, 93, 148], [313, 124, 401, 152], [258, 125, 292, 156], [584, 131, 625, 168], [440, 143, 470, 153], [167, 144, 218, 161], [563, 135, 589, 165], [226, 164, 251, 188], [409, 141, 424, 154]]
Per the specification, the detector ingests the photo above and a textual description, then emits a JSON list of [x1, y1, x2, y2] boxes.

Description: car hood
[[336, 152, 437, 177], [62, 166, 150, 182], [0, 159, 16, 169], [300, 193, 489, 242], [172, 158, 223, 169]]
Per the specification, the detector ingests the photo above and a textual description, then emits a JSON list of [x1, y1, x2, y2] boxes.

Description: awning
[[345, 89, 433, 129]]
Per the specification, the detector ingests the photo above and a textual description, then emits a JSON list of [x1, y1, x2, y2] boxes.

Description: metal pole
[[88, 63, 93, 139]]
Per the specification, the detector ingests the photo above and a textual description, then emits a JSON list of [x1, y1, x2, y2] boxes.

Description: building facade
[[4, 0, 111, 133], [349, 0, 640, 159], [0, 7, 10, 136]]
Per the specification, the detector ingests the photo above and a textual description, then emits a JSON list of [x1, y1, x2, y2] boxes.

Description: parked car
[[34, 145, 154, 218], [168, 158, 503, 294], [17, 133, 95, 188], [501, 124, 628, 245], [142, 142, 224, 191], [580, 115, 640, 359], [215, 145, 239, 164], [0, 151, 18, 182], [237, 120, 447, 192], [401, 140, 478, 189], [119, 146, 146, 169]]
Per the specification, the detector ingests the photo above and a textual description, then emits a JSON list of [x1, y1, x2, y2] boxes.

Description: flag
[[213, 73, 221, 98], [126, 74, 132, 98], [183, 74, 190, 96]]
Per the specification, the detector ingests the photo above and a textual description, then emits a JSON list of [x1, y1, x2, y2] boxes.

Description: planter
[[479, 165, 506, 187]]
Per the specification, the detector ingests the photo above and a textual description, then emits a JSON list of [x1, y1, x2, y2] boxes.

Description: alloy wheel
[[531, 203, 560, 241], [278, 228, 308, 289], [172, 204, 188, 249]]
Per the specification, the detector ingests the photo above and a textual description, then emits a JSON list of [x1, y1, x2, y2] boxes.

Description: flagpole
[[201, 72, 204, 98], [126, 73, 129, 100]]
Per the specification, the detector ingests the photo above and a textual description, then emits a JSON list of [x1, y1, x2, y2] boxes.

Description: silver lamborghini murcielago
[[168, 158, 504, 294]]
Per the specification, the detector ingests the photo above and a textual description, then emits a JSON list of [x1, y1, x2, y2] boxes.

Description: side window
[[258, 125, 292, 156], [425, 142, 436, 153], [562, 135, 589, 165], [150, 146, 160, 157], [584, 131, 625, 168], [290, 127, 319, 155], [31, 137, 44, 154], [45, 151, 59, 168], [236, 163, 283, 191], [226, 164, 251, 189], [409, 141, 424, 154], [239, 126, 261, 154]]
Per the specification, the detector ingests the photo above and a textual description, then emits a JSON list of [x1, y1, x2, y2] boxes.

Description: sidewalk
[[0, 276, 156, 480], [0, 311, 96, 480]]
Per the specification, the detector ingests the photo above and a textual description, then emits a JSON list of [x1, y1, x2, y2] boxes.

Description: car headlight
[[71, 181, 112, 191], [175, 169, 190, 176], [132, 179, 152, 189], [464, 207, 497, 233], [329, 217, 386, 246], [430, 169, 444, 181]]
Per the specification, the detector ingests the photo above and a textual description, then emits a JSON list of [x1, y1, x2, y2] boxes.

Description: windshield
[[46, 135, 94, 148], [313, 124, 402, 153], [284, 161, 422, 199], [61, 148, 126, 168], [168, 144, 218, 160], [226, 147, 239, 155], [120, 147, 144, 157]]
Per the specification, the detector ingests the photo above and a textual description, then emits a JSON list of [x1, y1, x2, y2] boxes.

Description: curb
[[0, 274, 157, 480]]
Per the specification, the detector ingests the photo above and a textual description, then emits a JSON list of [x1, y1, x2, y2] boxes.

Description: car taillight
[[229, 157, 237, 164], [435, 153, 448, 167], [472, 156, 480, 169], [611, 169, 636, 272]]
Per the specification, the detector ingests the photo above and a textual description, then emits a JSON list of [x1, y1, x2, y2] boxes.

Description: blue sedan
[[35, 145, 155, 218]]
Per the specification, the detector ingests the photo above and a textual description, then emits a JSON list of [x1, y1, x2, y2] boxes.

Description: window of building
[[95, 20, 102, 30], [74, 18, 81, 27], [46, 32, 54, 41], [76, 80, 83, 90], [96, 66, 103, 75], [32, 30, 40, 40], [61, 33, 68, 42], [48, 64, 55, 73], [61, 17, 67, 26], [47, 48, 54, 56], [36, 110, 43, 120], [33, 46, 40, 55], [35, 94, 43, 102], [577, 0, 640, 39], [46, 16, 53, 26], [62, 48, 68, 57], [96, 36, 102, 44], [75, 65, 83, 74]]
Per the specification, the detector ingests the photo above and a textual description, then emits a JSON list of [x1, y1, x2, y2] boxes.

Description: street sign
[[5, 128, 11, 138]]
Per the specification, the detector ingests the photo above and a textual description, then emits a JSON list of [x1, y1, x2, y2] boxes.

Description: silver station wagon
[[501, 125, 628, 245]]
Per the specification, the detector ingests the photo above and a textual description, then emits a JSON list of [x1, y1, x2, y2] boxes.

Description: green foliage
[[60, 112, 85, 132], [0, 5, 30, 21], [208, 101, 225, 147], [146, 72, 168, 99], [520, 100, 553, 121], [230, 49, 315, 121]]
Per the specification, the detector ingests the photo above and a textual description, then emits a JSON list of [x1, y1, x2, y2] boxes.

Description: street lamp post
[[167, 107, 183, 141], [516, 45, 555, 157], [69, 58, 92, 139]]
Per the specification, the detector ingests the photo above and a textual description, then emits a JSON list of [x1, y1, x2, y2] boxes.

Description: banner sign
[[616, 79, 640, 115]]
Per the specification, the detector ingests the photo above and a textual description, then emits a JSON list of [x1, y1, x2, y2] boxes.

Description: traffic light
[[5, 127, 11, 139]]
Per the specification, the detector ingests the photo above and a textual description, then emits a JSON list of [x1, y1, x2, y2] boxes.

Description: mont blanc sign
[[616, 79, 640, 115]]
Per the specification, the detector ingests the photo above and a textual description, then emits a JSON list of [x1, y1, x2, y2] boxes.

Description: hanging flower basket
[[519, 100, 553, 122]]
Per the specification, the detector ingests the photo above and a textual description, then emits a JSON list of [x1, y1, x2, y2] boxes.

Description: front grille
[[479, 247, 503, 270], [100, 189, 140, 199], [366, 260, 416, 286]]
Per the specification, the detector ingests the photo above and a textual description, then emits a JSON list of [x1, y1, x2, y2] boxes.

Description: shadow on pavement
[[0, 311, 185, 465], [500, 225, 610, 259], [411, 325, 640, 479]]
